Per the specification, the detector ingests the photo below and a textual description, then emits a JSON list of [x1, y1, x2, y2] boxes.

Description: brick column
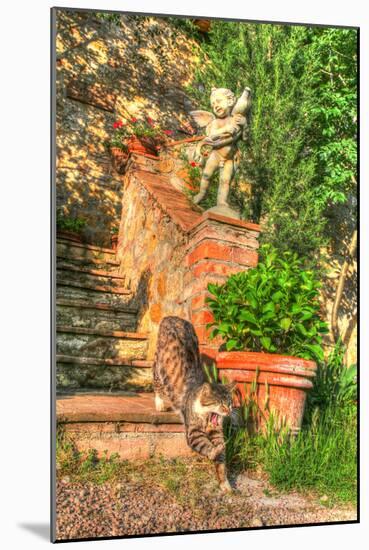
[[185, 212, 261, 363]]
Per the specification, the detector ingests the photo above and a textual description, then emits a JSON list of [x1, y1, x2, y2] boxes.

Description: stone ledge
[[60, 431, 193, 460], [56, 279, 131, 295], [57, 264, 124, 279], [189, 211, 261, 234], [56, 299, 137, 313], [57, 393, 181, 425], [56, 326, 148, 339], [57, 238, 116, 255], [57, 354, 153, 368], [130, 170, 203, 232], [57, 255, 120, 267]]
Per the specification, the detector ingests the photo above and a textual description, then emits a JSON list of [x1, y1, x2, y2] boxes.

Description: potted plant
[[110, 226, 119, 251], [206, 244, 329, 432], [103, 121, 129, 174], [56, 212, 87, 243], [192, 19, 211, 33], [105, 117, 173, 161]]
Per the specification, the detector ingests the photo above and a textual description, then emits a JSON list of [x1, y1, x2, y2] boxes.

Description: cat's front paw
[[155, 394, 167, 412], [219, 480, 232, 493]]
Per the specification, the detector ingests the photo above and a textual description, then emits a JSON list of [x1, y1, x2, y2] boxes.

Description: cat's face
[[198, 382, 236, 426]]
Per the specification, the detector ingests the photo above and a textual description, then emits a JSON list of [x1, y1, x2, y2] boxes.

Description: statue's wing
[[189, 110, 215, 129]]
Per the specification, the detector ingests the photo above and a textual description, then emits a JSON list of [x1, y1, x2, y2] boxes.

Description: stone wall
[[116, 153, 260, 359], [55, 9, 200, 246], [116, 160, 191, 358]]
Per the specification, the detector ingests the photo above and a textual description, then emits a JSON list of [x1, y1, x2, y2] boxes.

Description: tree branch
[[331, 229, 357, 342]]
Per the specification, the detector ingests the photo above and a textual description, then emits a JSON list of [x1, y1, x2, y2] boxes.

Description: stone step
[[57, 263, 123, 279], [56, 326, 148, 361], [56, 279, 131, 295], [56, 284, 133, 306], [57, 254, 120, 271], [57, 270, 125, 290], [56, 355, 153, 392], [56, 393, 193, 460], [56, 299, 138, 332], [57, 239, 116, 263]]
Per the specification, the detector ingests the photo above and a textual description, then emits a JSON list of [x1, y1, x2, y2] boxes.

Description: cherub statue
[[190, 87, 251, 216]]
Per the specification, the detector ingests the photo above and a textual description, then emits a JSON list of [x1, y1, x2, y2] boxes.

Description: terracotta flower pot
[[216, 351, 317, 433], [193, 19, 211, 33], [110, 147, 128, 174], [56, 229, 83, 244], [111, 234, 118, 251], [126, 135, 158, 156]]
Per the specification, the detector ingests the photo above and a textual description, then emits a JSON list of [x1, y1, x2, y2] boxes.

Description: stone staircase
[[56, 238, 151, 393], [56, 238, 187, 458]]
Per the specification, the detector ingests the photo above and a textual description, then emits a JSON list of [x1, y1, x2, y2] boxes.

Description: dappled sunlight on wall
[[55, 9, 201, 246]]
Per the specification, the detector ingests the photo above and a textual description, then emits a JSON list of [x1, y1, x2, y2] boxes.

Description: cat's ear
[[200, 382, 212, 396]]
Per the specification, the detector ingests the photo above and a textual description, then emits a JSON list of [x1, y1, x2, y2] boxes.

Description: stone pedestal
[[185, 212, 260, 362], [206, 203, 241, 220]]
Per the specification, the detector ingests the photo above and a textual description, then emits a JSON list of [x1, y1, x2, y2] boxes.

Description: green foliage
[[224, 345, 357, 503], [179, 148, 218, 208], [56, 428, 122, 485], [258, 344, 357, 502], [263, 406, 356, 502], [56, 212, 86, 233], [202, 362, 219, 384], [304, 29, 357, 209], [306, 341, 357, 416], [95, 12, 121, 26], [167, 17, 203, 40], [206, 244, 328, 360], [188, 22, 357, 258], [104, 133, 128, 152], [129, 120, 162, 140]]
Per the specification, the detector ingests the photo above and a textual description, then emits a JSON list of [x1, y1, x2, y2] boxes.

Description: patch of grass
[[56, 426, 123, 485], [224, 344, 357, 505], [262, 406, 356, 503]]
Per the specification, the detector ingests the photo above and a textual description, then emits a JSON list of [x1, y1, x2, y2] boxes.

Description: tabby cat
[[153, 316, 235, 492]]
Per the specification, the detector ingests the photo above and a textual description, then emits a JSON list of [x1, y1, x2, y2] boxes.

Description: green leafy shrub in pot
[[206, 244, 329, 361]]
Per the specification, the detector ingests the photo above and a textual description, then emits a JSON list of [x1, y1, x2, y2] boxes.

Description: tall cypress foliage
[[187, 22, 357, 260]]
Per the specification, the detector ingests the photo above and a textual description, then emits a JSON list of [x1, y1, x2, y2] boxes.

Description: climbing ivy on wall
[[184, 22, 357, 260]]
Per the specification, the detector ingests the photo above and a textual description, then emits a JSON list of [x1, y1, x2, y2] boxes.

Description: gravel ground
[[55, 464, 357, 541]]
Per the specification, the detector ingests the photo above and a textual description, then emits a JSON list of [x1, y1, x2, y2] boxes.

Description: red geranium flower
[[190, 161, 198, 167], [131, 117, 138, 123], [113, 120, 123, 128], [113, 122, 119, 129], [147, 117, 154, 126], [163, 130, 173, 136]]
